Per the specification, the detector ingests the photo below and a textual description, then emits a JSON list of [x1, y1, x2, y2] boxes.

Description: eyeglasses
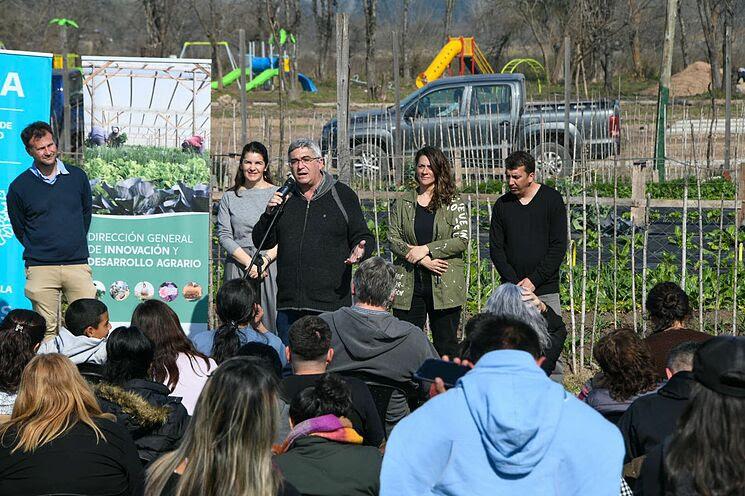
[[289, 156, 321, 166]]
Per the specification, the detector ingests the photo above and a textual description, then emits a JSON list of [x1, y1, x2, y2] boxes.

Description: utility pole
[[563, 35, 570, 177], [654, 0, 678, 182], [336, 13, 351, 184], [393, 30, 403, 185], [239, 29, 248, 146]]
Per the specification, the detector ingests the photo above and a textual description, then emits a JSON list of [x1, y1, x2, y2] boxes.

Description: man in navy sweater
[[7, 121, 96, 338]]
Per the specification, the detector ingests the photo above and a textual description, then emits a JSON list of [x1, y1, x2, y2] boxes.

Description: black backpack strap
[[330, 183, 349, 225]]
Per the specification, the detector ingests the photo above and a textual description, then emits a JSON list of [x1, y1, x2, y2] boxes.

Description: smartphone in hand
[[414, 358, 471, 388]]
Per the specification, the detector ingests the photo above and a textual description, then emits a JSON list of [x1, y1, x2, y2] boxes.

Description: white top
[[165, 352, 216, 415]]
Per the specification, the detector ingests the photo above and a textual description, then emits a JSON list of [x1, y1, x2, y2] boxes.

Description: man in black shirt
[[489, 151, 568, 314], [278, 315, 385, 447]]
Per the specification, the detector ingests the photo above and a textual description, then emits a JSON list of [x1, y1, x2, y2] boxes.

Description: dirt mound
[[644, 61, 714, 97]]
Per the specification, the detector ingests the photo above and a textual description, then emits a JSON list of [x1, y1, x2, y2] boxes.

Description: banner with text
[[81, 57, 211, 333], [0, 50, 52, 319]]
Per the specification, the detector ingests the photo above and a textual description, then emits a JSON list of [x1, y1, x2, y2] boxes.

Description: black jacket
[[96, 379, 189, 465], [274, 436, 382, 496], [253, 172, 375, 313], [618, 371, 693, 463], [0, 418, 144, 496]]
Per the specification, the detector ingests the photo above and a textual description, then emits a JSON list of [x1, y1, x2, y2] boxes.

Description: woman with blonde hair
[[145, 356, 299, 496], [0, 353, 144, 495]]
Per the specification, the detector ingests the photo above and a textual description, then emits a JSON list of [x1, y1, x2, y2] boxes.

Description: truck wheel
[[531, 142, 571, 178], [351, 142, 389, 178]]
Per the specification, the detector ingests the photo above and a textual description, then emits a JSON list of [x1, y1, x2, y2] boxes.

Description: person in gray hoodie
[[321, 256, 439, 429], [38, 298, 111, 365]]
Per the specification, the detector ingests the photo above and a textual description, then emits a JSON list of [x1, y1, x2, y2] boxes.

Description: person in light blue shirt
[[190, 278, 286, 366], [380, 314, 624, 496]]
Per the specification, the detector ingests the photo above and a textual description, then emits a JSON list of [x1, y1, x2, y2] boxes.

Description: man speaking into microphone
[[253, 138, 375, 343]]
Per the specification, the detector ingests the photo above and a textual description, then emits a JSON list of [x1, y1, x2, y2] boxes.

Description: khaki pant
[[25, 264, 96, 339]]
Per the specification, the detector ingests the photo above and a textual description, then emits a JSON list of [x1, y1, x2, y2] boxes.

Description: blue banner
[[0, 51, 52, 318]]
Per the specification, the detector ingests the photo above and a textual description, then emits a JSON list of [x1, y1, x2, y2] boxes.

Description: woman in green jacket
[[388, 146, 468, 356]]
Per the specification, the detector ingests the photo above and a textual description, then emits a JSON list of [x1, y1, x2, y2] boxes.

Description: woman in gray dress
[[217, 141, 279, 331]]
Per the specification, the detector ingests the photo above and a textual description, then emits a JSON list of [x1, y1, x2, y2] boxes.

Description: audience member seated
[[0, 310, 46, 417], [278, 316, 384, 447], [618, 341, 699, 465], [145, 357, 299, 496], [380, 315, 623, 494], [0, 354, 144, 495], [579, 328, 661, 423], [274, 374, 383, 496], [483, 283, 566, 376], [38, 298, 111, 366], [95, 326, 189, 466], [321, 257, 438, 428], [236, 341, 283, 380], [636, 336, 745, 495], [644, 282, 712, 378], [191, 278, 286, 366], [132, 300, 216, 415]]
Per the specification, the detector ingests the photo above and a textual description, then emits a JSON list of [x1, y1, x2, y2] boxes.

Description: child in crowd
[[37, 298, 111, 365], [0, 310, 46, 416]]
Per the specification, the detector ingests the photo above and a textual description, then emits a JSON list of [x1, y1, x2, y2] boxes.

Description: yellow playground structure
[[416, 37, 494, 88]]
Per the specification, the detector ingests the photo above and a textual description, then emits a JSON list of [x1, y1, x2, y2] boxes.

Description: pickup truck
[[321, 73, 620, 177]]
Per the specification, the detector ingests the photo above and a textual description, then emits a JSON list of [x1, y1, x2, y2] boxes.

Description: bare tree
[[677, 0, 690, 67], [511, 0, 574, 84], [312, 0, 336, 79], [444, 0, 455, 40], [283, 0, 301, 33], [363, 0, 378, 100], [189, 0, 228, 88], [142, 0, 176, 56], [401, 0, 411, 80], [697, 0, 725, 90], [628, 0, 644, 77], [471, 0, 516, 69]]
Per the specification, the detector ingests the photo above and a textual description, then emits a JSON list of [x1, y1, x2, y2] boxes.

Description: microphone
[[267, 175, 296, 215]]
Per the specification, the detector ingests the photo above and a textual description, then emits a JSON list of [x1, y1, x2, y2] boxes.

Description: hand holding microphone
[[265, 175, 296, 215]]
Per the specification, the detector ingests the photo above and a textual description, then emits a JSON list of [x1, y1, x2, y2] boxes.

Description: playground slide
[[246, 68, 279, 92], [211, 68, 251, 89], [297, 73, 318, 93], [416, 38, 462, 88], [243, 69, 318, 93]]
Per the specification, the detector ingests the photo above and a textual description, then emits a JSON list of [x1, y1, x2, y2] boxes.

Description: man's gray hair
[[288, 138, 322, 159], [666, 341, 699, 374], [484, 283, 550, 352], [353, 256, 396, 307]]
